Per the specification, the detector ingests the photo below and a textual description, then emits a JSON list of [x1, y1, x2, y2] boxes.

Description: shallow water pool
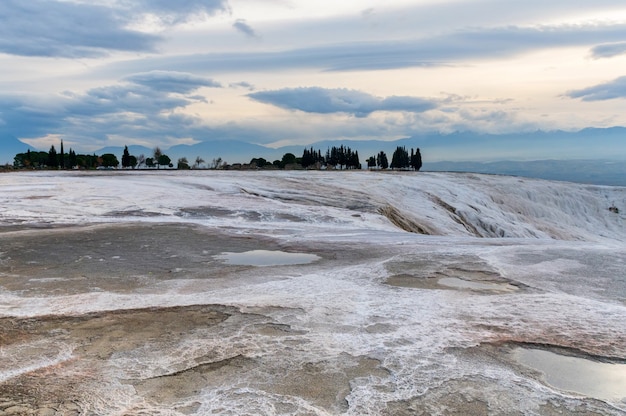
[[215, 250, 320, 266], [513, 347, 626, 403], [438, 277, 518, 292]]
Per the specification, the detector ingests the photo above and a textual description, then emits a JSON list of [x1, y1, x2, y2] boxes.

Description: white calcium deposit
[[0, 170, 624, 415]]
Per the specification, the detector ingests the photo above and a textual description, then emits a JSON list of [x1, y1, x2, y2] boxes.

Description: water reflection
[[513, 347, 626, 403], [216, 250, 320, 267], [438, 277, 518, 292]]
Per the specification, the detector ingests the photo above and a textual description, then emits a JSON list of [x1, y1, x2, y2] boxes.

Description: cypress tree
[[391, 146, 409, 169], [122, 145, 131, 168], [60, 140, 65, 169], [69, 149, 77, 168], [47, 145, 58, 168], [411, 148, 422, 171], [377, 151, 389, 169]]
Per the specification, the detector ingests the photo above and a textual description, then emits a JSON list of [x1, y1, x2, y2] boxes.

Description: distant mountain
[[425, 159, 626, 186], [91, 141, 284, 167], [15, 127, 626, 167], [0, 135, 36, 165], [167, 140, 284, 165]]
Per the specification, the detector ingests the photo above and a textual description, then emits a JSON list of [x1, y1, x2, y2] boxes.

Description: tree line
[[12, 141, 422, 171]]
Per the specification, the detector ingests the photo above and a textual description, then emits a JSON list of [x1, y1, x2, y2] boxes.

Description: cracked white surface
[[0, 170, 625, 415]]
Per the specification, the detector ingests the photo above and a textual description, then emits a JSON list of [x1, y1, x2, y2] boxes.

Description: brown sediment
[[265, 355, 389, 413], [132, 354, 254, 403], [0, 303, 389, 414], [0, 305, 257, 412], [383, 254, 525, 293], [429, 194, 482, 237], [378, 205, 434, 235]]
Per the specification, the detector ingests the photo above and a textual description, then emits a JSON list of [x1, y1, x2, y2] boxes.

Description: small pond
[[438, 277, 518, 292], [215, 250, 320, 267], [513, 347, 626, 403]]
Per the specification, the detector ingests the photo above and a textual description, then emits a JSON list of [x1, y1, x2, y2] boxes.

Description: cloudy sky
[[2, 0, 626, 158]]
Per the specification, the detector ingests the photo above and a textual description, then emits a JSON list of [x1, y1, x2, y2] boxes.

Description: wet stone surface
[[0, 220, 624, 414], [384, 254, 524, 293], [0, 303, 389, 414], [0, 223, 303, 295]]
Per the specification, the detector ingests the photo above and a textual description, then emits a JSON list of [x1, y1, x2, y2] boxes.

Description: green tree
[[68, 149, 77, 168], [250, 157, 270, 168], [376, 151, 388, 169], [301, 147, 317, 168], [47, 145, 58, 168], [410, 148, 422, 171], [349, 150, 360, 169], [390, 146, 409, 170], [325, 147, 337, 168], [122, 146, 132, 168], [280, 153, 297, 168], [60, 140, 65, 169], [145, 157, 155, 168], [101, 153, 119, 168], [158, 154, 171, 167]]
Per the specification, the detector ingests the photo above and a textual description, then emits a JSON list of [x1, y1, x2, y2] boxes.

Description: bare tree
[[210, 157, 222, 169], [194, 156, 205, 169], [177, 157, 190, 169], [153, 147, 162, 169]]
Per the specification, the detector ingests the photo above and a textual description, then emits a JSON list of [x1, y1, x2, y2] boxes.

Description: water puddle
[[215, 250, 320, 267], [513, 347, 626, 403], [438, 277, 518, 292]]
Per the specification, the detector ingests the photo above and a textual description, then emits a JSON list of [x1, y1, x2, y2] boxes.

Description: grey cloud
[[100, 23, 626, 74], [0, 72, 213, 146], [425, 24, 626, 62], [248, 87, 437, 117], [229, 82, 255, 90], [591, 42, 626, 59], [0, 0, 228, 58], [66, 72, 214, 119], [0, 95, 65, 138], [233, 19, 259, 38], [69, 84, 191, 116], [566, 76, 626, 101], [124, 71, 222, 94], [361, 8, 375, 18], [120, 0, 229, 24], [0, 0, 160, 58]]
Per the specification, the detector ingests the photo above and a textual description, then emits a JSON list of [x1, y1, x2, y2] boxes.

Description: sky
[[2, 0, 626, 159]]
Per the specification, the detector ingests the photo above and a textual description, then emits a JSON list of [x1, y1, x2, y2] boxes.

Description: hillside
[[3, 170, 624, 243], [0, 135, 35, 164]]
